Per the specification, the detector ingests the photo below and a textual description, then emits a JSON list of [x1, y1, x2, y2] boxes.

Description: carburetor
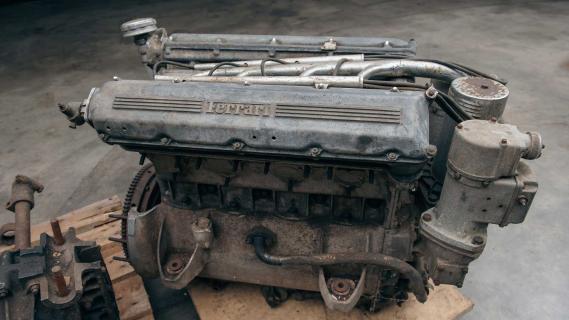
[[60, 18, 542, 312]]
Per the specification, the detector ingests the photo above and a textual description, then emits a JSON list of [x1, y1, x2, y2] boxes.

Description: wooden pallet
[[0, 197, 473, 319]]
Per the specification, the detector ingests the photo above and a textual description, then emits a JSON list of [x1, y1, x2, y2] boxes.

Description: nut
[[425, 145, 438, 158], [232, 142, 245, 150], [386, 152, 398, 161], [30, 284, 39, 294], [166, 257, 185, 274], [518, 196, 528, 207], [309, 147, 322, 157], [425, 86, 438, 99], [160, 137, 171, 145], [328, 278, 355, 299], [197, 217, 210, 229], [472, 236, 484, 245]]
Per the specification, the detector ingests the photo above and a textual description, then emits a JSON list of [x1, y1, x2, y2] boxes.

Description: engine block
[[60, 17, 543, 312]]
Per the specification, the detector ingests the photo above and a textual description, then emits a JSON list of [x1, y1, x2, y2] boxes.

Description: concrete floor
[[1, 0, 568, 318]]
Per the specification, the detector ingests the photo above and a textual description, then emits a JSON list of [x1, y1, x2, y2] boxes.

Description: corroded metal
[[5, 175, 43, 250], [59, 17, 543, 313], [0, 177, 119, 320], [50, 219, 65, 246]]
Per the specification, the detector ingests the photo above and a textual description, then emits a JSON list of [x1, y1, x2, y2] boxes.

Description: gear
[[77, 267, 120, 320], [120, 162, 161, 259]]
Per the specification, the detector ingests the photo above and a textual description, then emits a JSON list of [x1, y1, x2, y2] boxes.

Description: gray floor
[[1, 0, 568, 318]]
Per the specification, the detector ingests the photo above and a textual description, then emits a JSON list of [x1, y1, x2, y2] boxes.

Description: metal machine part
[[428, 75, 510, 193], [449, 76, 509, 120], [5, 175, 44, 251], [0, 176, 119, 320], [418, 120, 540, 285], [60, 18, 543, 312], [82, 80, 430, 169], [120, 17, 415, 66]]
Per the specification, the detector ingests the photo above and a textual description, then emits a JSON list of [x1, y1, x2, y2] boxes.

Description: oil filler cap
[[120, 17, 157, 38]]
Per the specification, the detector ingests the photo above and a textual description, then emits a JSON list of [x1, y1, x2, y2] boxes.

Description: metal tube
[[154, 75, 363, 88], [300, 61, 374, 76], [235, 64, 311, 77], [50, 219, 65, 246], [7, 175, 43, 250], [193, 55, 365, 77], [195, 63, 312, 77], [359, 60, 463, 82], [14, 202, 31, 250], [51, 265, 69, 296], [190, 59, 462, 83], [252, 236, 427, 303], [192, 54, 364, 70], [300, 60, 463, 81]]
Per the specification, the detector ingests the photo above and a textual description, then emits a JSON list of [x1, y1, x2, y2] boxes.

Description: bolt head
[[166, 258, 184, 274], [422, 213, 432, 222], [472, 236, 484, 245], [425, 86, 438, 99], [309, 147, 322, 157], [386, 152, 398, 161], [425, 145, 438, 157], [518, 196, 529, 206], [456, 123, 463, 129], [232, 142, 244, 150], [30, 284, 39, 294], [196, 217, 210, 229]]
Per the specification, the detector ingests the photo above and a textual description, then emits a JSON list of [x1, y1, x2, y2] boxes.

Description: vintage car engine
[[60, 18, 543, 312]]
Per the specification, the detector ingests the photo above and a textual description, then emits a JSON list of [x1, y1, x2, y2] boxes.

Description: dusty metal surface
[[449, 76, 509, 119], [61, 18, 543, 313]]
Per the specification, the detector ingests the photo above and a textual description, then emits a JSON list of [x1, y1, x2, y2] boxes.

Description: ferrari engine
[[60, 18, 543, 312]]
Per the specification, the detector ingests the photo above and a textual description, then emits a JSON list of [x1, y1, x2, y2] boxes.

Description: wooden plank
[[103, 245, 137, 283], [113, 273, 154, 320], [189, 280, 473, 320]]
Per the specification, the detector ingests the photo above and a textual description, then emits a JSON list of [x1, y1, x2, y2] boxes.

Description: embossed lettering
[[203, 102, 275, 117]]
